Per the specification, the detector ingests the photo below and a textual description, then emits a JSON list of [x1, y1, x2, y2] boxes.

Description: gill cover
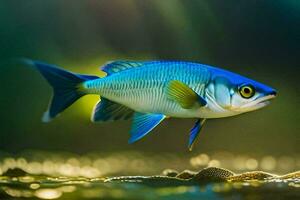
[[213, 77, 232, 108]]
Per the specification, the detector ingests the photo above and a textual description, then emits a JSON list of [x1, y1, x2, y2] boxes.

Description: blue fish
[[28, 60, 277, 150]]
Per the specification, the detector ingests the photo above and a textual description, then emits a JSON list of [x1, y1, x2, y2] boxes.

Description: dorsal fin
[[101, 61, 144, 75]]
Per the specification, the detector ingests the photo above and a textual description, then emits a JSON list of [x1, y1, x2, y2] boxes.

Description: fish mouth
[[240, 94, 276, 110]]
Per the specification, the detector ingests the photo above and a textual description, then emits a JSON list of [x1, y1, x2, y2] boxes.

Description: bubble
[[232, 182, 243, 189], [66, 158, 80, 166], [260, 156, 276, 171], [19, 176, 35, 183], [278, 156, 295, 172], [289, 182, 300, 188], [222, 183, 232, 192], [35, 189, 62, 199], [233, 156, 247, 171], [211, 151, 234, 168], [58, 186, 76, 193], [242, 182, 250, 186], [130, 159, 146, 173], [82, 189, 104, 198], [3, 158, 16, 169], [93, 158, 110, 175], [30, 183, 40, 190], [250, 181, 261, 187], [3, 187, 33, 198], [79, 156, 92, 166], [80, 166, 100, 178], [190, 154, 210, 167], [42, 160, 55, 175], [245, 158, 258, 170], [208, 160, 220, 167], [16, 158, 27, 168], [58, 163, 77, 177], [212, 184, 222, 193], [27, 162, 42, 174]]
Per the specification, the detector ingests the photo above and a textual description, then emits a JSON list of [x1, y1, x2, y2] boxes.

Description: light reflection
[[27, 162, 43, 174], [67, 158, 80, 166], [260, 156, 276, 171], [245, 158, 258, 170], [3, 187, 33, 198], [4, 158, 16, 169], [42, 160, 55, 174], [278, 156, 295, 172], [0, 158, 298, 200], [58, 186, 76, 193], [58, 163, 77, 177], [190, 153, 210, 167], [30, 183, 40, 189], [0, 151, 298, 180], [19, 176, 35, 183], [80, 166, 101, 178], [156, 186, 190, 195], [81, 189, 104, 198], [233, 156, 248, 171], [288, 182, 300, 188], [35, 189, 62, 199], [190, 153, 298, 173], [16, 158, 27, 168], [296, 158, 300, 168], [208, 159, 220, 168]]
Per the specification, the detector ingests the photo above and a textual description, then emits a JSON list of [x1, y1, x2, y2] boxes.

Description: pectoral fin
[[129, 112, 166, 143], [188, 119, 206, 151], [166, 80, 207, 109]]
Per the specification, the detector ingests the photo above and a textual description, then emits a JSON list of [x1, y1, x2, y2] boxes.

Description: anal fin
[[92, 98, 134, 122]]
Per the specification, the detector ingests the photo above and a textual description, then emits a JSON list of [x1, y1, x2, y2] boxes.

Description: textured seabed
[[0, 151, 299, 200]]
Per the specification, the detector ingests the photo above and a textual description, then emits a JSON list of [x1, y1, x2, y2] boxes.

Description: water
[[1, 1, 299, 199], [0, 151, 299, 199]]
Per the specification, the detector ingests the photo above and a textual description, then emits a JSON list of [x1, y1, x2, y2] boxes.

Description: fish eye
[[239, 84, 255, 99]]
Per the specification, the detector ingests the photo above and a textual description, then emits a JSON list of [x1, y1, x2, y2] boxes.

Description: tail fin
[[28, 61, 98, 122]]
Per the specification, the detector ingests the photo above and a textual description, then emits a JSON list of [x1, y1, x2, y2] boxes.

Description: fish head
[[205, 69, 277, 117]]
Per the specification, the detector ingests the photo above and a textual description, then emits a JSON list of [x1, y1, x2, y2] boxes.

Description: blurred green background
[[0, 0, 299, 156]]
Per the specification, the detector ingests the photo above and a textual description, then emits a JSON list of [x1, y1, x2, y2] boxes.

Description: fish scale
[[29, 60, 276, 150], [84, 62, 211, 116]]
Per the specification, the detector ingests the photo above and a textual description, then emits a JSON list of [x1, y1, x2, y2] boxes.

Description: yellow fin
[[166, 80, 206, 109]]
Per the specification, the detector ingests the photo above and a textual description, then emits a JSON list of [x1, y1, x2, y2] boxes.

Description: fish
[[27, 60, 277, 150]]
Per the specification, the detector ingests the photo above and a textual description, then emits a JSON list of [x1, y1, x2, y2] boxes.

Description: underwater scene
[[0, 1, 299, 200]]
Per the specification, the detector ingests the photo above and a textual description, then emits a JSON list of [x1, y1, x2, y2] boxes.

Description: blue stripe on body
[[84, 61, 212, 116]]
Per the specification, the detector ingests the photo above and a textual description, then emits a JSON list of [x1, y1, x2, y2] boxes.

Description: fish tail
[[26, 60, 99, 122]]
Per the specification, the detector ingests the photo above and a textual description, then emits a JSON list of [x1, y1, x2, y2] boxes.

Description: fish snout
[[268, 90, 277, 97]]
